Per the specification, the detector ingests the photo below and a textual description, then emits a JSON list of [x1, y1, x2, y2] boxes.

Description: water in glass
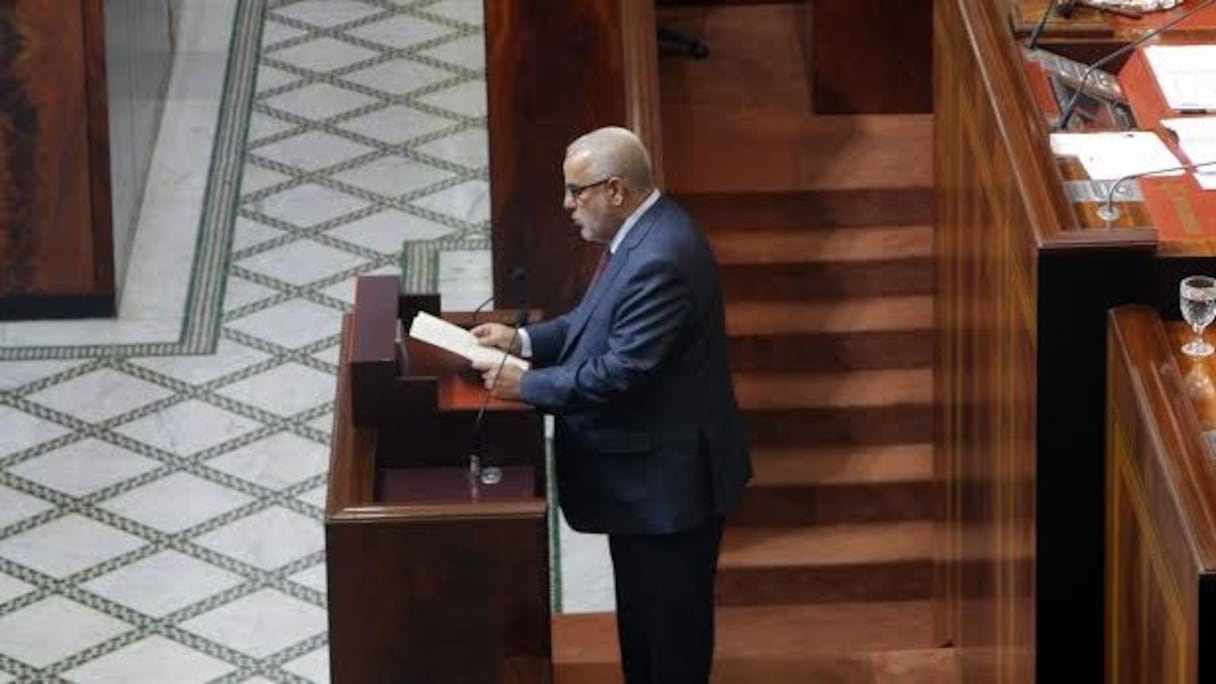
[[1180, 275, 1216, 357]]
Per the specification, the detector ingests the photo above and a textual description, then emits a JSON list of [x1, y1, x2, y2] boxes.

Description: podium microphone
[[1027, 0, 1065, 50], [469, 308, 530, 486], [469, 267, 527, 323], [1057, 0, 1216, 130], [1095, 159, 1216, 222]]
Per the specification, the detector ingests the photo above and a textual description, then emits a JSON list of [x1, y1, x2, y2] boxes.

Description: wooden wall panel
[[0, 0, 113, 317], [486, 0, 627, 316], [810, 0, 933, 114], [935, 2, 1039, 679]]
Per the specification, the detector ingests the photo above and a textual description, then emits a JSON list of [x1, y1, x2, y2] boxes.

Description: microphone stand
[[469, 310, 529, 486], [1028, 0, 1064, 50], [1057, 0, 1216, 130], [1096, 159, 1216, 221]]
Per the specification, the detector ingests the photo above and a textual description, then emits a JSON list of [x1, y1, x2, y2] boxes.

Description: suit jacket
[[520, 195, 751, 535]]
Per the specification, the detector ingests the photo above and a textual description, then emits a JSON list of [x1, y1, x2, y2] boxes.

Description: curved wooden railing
[[1106, 305, 1216, 684]]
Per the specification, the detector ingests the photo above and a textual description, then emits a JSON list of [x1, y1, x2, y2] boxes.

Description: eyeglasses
[[564, 178, 612, 201]]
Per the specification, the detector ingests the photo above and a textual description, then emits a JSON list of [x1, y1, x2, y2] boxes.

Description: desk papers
[[1161, 116, 1216, 190], [408, 311, 529, 371], [1050, 131, 1183, 180], [1144, 45, 1216, 112]]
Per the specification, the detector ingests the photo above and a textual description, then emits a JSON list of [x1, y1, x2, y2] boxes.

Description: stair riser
[[716, 560, 931, 605], [744, 406, 933, 447], [722, 259, 933, 300], [679, 188, 934, 230], [730, 330, 931, 371], [734, 481, 933, 525]]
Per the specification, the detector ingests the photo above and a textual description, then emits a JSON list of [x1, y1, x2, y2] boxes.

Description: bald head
[[566, 126, 654, 194]]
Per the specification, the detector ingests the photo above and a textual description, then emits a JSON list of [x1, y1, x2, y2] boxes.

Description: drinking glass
[[1180, 275, 1216, 357]]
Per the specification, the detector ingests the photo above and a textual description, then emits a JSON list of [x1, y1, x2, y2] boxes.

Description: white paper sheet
[[1050, 131, 1183, 180], [1145, 45, 1216, 111], [408, 311, 530, 371], [1161, 116, 1216, 190]]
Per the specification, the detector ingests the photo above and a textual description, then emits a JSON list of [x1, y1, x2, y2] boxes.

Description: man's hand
[[470, 322, 521, 355], [471, 360, 524, 400]]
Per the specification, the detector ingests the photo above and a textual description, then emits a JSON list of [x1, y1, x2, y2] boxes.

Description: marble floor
[[0, 1, 609, 681]]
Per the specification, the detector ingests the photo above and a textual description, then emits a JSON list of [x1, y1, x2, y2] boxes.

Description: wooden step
[[553, 601, 937, 669], [750, 443, 933, 486], [729, 329, 931, 371], [727, 297, 933, 371], [681, 188, 934, 231], [745, 405, 933, 447], [727, 297, 932, 335], [711, 225, 932, 264], [721, 258, 933, 300], [717, 522, 933, 605], [720, 521, 932, 568], [663, 107, 934, 193], [734, 369, 933, 410], [736, 444, 934, 526]]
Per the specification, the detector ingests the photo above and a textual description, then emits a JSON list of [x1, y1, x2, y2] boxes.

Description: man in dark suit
[[471, 126, 751, 684]]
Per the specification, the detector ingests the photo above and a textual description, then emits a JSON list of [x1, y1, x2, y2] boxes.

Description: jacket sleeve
[[523, 314, 571, 366], [520, 257, 691, 413]]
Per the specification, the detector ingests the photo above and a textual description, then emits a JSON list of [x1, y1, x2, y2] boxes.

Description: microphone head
[[513, 308, 529, 327], [509, 266, 526, 281]]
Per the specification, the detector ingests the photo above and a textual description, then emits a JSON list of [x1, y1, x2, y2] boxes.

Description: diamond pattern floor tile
[[250, 183, 371, 227], [207, 432, 329, 490], [0, 483, 55, 529], [272, 0, 382, 28], [25, 369, 175, 424], [63, 636, 236, 684], [83, 550, 243, 618], [252, 130, 373, 172], [226, 299, 343, 349], [270, 36, 378, 74], [332, 155, 455, 198], [0, 407, 72, 458], [0, 596, 130, 668], [8, 439, 161, 497], [194, 506, 323, 570], [112, 399, 263, 456], [336, 105, 453, 144], [0, 570, 33, 604], [180, 588, 327, 658], [0, 514, 146, 579], [98, 472, 253, 534], [346, 14, 453, 48]]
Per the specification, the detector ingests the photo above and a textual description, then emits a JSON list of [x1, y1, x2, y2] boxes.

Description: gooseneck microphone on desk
[[469, 267, 527, 323], [1057, 0, 1216, 130], [469, 308, 529, 486], [1028, 0, 1066, 50], [1096, 159, 1216, 221]]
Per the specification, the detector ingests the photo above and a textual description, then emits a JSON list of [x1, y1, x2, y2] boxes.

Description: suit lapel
[[558, 197, 669, 361]]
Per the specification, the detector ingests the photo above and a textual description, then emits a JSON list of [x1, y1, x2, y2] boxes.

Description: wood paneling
[[486, 0, 625, 316], [1106, 307, 1216, 684], [810, 0, 933, 114], [0, 0, 112, 318], [938, 3, 1216, 683], [0, 0, 173, 319], [934, 2, 1040, 680]]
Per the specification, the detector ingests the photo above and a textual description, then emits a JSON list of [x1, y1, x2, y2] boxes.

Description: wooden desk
[[1106, 306, 1216, 684], [326, 276, 549, 684], [935, 2, 1216, 682]]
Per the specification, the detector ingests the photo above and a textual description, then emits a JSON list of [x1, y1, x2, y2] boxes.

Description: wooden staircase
[[554, 2, 954, 681]]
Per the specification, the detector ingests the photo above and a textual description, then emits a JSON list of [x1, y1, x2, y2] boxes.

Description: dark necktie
[[589, 248, 611, 289]]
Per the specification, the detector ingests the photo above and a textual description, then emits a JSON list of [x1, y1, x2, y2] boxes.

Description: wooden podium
[[325, 276, 550, 684]]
